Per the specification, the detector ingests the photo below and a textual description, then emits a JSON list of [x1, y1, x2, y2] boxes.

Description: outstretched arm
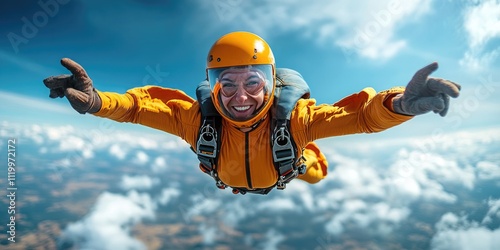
[[292, 62, 461, 144], [43, 58, 201, 146], [293, 86, 412, 142]]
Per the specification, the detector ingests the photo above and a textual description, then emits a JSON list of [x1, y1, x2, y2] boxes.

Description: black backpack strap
[[196, 80, 220, 117], [272, 119, 301, 189], [195, 81, 227, 190], [271, 69, 310, 190], [272, 69, 311, 119]]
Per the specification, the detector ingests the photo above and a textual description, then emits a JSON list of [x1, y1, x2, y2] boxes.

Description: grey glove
[[392, 62, 461, 117], [43, 58, 101, 114]]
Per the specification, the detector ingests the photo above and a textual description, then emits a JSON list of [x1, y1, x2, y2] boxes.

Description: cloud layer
[[4, 121, 499, 249], [431, 199, 500, 250]]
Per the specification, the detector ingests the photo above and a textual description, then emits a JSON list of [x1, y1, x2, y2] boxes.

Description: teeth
[[234, 106, 250, 111]]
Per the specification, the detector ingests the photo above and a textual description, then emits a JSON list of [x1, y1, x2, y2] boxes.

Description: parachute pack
[[194, 68, 310, 195]]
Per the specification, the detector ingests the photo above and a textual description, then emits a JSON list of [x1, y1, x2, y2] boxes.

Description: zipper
[[245, 132, 253, 189]]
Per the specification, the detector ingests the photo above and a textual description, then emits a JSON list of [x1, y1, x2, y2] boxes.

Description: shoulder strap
[[196, 81, 220, 117], [272, 68, 311, 120], [271, 68, 310, 189], [195, 80, 226, 190]]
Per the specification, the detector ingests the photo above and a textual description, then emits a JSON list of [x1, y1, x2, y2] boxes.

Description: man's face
[[218, 68, 266, 120]]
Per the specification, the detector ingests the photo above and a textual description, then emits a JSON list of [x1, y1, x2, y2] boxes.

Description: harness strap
[[271, 119, 306, 190], [196, 115, 227, 190], [269, 69, 310, 190], [231, 186, 274, 195]]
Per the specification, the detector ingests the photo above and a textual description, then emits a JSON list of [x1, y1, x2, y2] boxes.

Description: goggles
[[218, 70, 266, 97], [208, 65, 273, 95]]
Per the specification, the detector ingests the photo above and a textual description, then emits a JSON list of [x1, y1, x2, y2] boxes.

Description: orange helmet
[[206, 31, 276, 128]]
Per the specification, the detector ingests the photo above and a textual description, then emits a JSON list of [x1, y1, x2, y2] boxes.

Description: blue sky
[[1, 0, 499, 137]]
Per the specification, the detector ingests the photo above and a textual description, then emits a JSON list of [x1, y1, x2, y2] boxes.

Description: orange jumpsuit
[[93, 86, 412, 190]]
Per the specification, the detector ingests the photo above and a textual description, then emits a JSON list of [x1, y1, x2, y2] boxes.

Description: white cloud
[[477, 161, 500, 180], [387, 145, 477, 205], [259, 228, 285, 250], [183, 195, 221, 222], [161, 138, 190, 151], [120, 175, 160, 191], [133, 151, 149, 165], [60, 181, 180, 249], [135, 137, 158, 150], [203, 0, 432, 60], [59, 135, 94, 159], [460, 0, 500, 71], [156, 187, 181, 206], [285, 181, 315, 211], [151, 156, 168, 173], [257, 198, 296, 212], [482, 198, 500, 224], [460, 48, 500, 71], [45, 125, 75, 140], [432, 227, 500, 250], [220, 199, 254, 228], [431, 211, 500, 250], [58, 135, 85, 150], [199, 223, 218, 245], [22, 124, 45, 144], [109, 144, 128, 160], [463, 0, 500, 49], [329, 155, 386, 199], [61, 191, 155, 250], [325, 199, 410, 235], [50, 158, 72, 168], [27, 124, 96, 159]]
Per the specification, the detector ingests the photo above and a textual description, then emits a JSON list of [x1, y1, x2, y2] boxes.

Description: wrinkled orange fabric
[[94, 86, 412, 189], [299, 142, 328, 184]]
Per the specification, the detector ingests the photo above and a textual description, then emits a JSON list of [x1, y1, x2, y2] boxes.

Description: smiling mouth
[[233, 105, 251, 112]]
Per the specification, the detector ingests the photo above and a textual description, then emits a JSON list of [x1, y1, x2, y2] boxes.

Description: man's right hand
[[43, 58, 101, 114]]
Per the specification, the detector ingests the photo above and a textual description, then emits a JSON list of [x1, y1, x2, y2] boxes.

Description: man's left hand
[[392, 62, 461, 117]]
